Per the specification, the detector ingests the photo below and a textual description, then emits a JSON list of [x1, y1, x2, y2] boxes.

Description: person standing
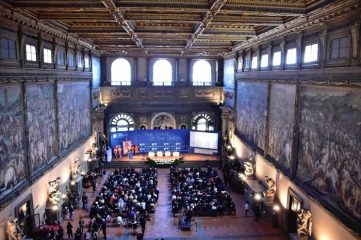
[[79, 217, 85, 234], [82, 192, 88, 209], [244, 200, 249, 216], [66, 222, 73, 239], [139, 215, 146, 235], [91, 178, 96, 192], [101, 219, 107, 240]]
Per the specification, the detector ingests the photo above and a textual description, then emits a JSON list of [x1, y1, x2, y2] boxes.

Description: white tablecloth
[[157, 151, 163, 157], [165, 151, 171, 157], [148, 152, 155, 157], [173, 151, 179, 157]]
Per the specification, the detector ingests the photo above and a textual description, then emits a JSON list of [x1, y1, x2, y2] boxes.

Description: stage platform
[[112, 153, 220, 162]]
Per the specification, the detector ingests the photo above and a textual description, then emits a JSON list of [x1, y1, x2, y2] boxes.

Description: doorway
[[15, 194, 34, 238], [287, 189, 302, 233]]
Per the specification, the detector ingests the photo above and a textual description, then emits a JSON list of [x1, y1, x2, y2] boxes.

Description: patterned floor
[[61, 168, 288, 240]]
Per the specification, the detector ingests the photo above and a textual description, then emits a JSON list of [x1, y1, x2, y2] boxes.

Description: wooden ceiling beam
[[185, 0, 227, 50], [101, 0, 144, 49]]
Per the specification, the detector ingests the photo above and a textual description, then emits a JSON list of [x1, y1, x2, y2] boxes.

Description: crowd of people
[[170, 166, 236, 218], [80, 167, 159, 239]]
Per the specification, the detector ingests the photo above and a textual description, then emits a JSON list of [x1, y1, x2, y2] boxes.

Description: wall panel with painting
[[25, 82, 57, 176], [0, 83, 27, 202], [296, 85, 361, 229], [267, 83, 297, 172], [223, 58, 235, 109], [58, 81, 91, 154], [235, 81, 268, 152]]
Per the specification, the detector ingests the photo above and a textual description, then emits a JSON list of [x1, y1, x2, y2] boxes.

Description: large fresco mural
[[26, 83, 57, 174], [268, 84, 296, 169], [297, 86, 361, 222], [236, 82, 268, 150], [0, 84, 26, 199], [58, 82, 91, 153], [223, 58, 235, 109]]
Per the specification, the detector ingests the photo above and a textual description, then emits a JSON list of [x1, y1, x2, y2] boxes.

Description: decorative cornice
[[231, 0, 361, 54], [0, 4, 97, 52]]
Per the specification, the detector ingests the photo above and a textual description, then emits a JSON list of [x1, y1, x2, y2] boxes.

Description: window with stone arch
[[153, 59, 172, 86], [191, 113, 215, 131], [111, 58, 131, 86], [192, 60, 212, 86], [110, 113, 135, 132]]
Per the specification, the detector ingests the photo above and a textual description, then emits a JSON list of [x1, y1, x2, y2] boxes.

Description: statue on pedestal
[[244, 161, 254, 176], [72, 157, 81, 181], [48, 177, 61, 205], [297, 209, 312, 238], [7, 217, 23, 240], [264, 176, 276, 205]]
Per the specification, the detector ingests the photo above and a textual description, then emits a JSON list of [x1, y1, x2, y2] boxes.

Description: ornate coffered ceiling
[[1, 0, 334, 56]]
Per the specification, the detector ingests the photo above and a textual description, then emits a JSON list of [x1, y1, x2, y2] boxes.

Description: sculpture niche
[[297, 209, 312, 239], [7, 217, 23, 240], [263, 176, 276, 206], [48, 177, 61, 205]]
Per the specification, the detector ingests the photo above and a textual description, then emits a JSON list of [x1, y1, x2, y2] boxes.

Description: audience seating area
[[170, 167, 236, 218], [88, 167, 159, 237]]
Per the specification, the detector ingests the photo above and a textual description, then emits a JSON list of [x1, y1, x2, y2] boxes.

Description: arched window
[[111, 58, 131, 86], [153, 59, 172, 86], [110, 113, 135, 132], [192, 60, 212, 86], [191, 113, 215, 131]]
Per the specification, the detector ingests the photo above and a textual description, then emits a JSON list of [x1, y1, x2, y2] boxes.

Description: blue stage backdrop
[[111, 130, 190, 153]]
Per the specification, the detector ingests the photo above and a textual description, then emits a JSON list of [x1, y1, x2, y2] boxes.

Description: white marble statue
[[48, 177, 61, 205], [264, 176, 276, 205], [244, 161, 254, 176], [297, 209, 312, 238]]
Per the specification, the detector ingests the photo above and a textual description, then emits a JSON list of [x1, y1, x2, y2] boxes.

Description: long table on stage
[[114, 153, 220, 162]]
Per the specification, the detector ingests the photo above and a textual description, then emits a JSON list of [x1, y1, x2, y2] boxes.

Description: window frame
[[110, 113, 135, 132], [68, 51, 75, 67], [329, 36, 350, 60], [57, 48, 65, 65], [84, 54, 90, 68], [77, 53, 83, 69], [43, 47, 52, 64], [286, 47, 297, 65], [251, 55, 258, 70], [111, 58, 132, 86], [192, 59, 213, 86], [152, 59, 173, 86], [25, 44, 37, 62], [260, 53, 269, 69], [303, 42, 319, 64], [0, 38, 16, 60], [272, 50, 281, 68]]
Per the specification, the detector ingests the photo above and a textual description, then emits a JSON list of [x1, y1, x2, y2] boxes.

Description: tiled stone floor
[[61, 168, 288, 240]]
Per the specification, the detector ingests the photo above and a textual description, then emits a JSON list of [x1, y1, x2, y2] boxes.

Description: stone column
[[17, 24, 26, 68], [350, 20, 360, 66]]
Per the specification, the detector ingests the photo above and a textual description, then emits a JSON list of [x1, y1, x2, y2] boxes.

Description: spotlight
[[61, 194, 67, 199], [70, 181, 75, 186], [226, 145, 232, 150], [254, 193, 261, 201], [273, 204, 280, 212], [229, 155, 235, 160], [52, 205, 59, 211]]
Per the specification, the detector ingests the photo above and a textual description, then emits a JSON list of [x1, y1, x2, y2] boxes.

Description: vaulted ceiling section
[[2, 0, 332, 56]]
